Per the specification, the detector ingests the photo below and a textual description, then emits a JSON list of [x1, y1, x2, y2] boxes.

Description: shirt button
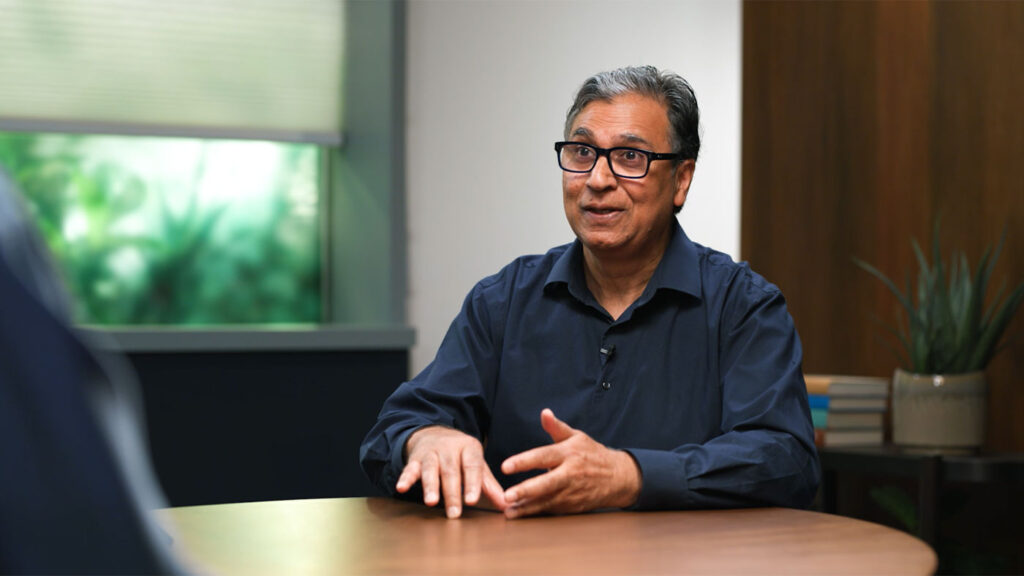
[[601, 381, 611, 391]]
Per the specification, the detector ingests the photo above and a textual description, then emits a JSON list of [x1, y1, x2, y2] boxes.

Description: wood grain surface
[[156, 497, 936, 575]]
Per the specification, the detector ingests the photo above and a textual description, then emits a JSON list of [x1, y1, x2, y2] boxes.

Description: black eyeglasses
[[554, 141, 682, 179]]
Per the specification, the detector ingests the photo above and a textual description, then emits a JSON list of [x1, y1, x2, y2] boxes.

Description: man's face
[[562, 93, 694, 261]]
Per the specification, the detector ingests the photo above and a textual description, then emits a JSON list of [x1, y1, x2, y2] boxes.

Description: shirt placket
[[595, 326, 621, 398]]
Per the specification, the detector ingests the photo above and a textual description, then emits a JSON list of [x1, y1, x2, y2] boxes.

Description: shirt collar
[[544, 238, 589, 302], [545, 220, 702, 301]]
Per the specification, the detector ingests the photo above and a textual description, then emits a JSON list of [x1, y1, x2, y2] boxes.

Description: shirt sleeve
[[625, 270, 820, 510], [359, 280, 501, 497]]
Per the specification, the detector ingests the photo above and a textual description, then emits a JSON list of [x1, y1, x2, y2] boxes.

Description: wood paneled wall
[[742, 1, 1024, 450]]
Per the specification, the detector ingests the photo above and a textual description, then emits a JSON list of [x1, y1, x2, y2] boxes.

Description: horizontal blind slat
[[0, 0, 344, 142]]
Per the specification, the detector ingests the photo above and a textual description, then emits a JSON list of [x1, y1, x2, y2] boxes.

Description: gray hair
[[564, 65, 701, 162]]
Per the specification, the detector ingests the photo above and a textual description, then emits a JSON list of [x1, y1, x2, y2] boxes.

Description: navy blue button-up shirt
[[360, 223, 820, 509]]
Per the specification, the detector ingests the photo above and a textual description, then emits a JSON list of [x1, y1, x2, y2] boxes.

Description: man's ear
[[673, 159, 696, 210]]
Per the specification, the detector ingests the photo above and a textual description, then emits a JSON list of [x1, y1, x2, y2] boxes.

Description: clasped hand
[[396, 408, 641, 519]]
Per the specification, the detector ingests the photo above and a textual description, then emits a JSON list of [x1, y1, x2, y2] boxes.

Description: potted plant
[[855, 224, 1024, 451]]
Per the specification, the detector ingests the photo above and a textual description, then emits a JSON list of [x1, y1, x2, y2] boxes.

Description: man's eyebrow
[[620, 133, 654, 147], [570, 127, 593, 139]]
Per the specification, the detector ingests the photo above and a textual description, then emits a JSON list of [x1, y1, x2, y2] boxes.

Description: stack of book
[[805, 374, 889, 447]]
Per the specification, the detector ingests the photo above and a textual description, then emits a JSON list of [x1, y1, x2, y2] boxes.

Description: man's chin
[[579, 235, 629, 255]]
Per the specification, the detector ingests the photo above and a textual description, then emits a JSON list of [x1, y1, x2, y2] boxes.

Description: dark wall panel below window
[[130, 350, 405, 507]]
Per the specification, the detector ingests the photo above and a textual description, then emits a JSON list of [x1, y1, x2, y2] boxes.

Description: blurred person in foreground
[[0, 167, 188, 574], [360, 65, 819, 519]]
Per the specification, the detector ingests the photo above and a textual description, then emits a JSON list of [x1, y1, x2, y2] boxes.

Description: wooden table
[[156, 497, 936, 575]]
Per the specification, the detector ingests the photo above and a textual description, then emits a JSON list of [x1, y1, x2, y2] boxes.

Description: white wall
[[405, 0, 742, 375]]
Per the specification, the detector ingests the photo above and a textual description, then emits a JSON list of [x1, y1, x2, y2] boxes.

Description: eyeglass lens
[[559, 144, 648, 178]]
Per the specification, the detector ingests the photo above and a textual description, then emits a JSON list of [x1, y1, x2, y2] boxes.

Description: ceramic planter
[[892, 368, 987, 450]]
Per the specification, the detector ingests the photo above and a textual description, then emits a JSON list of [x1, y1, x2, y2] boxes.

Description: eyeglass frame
[[553, 141, 684, 179]]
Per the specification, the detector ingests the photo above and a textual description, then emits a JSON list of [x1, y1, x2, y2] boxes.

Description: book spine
[[807, 394, 829, 410], [811, 407, 828, 429]]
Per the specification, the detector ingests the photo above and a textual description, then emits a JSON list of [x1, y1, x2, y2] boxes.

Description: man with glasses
[[361, 66, 819, 519]]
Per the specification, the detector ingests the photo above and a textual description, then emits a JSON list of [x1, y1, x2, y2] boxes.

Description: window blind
[[0, 0, 344, 144]]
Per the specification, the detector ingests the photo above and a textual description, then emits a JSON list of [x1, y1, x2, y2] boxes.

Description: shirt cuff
[[624, 448, 691, 510]]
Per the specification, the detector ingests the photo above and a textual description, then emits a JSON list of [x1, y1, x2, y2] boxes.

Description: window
[[0, 1, 408, 341], [0, 132, 321, 326]]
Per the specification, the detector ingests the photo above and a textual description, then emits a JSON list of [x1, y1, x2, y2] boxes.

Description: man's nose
[[586, 155, 617, 190]]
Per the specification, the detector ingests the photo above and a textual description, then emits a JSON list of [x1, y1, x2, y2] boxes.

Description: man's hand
[[500, 408, 642, 519], [397, 426, 507, 518]]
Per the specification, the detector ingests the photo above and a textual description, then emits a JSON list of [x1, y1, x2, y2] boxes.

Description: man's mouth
[[585, 206, 621, 215]]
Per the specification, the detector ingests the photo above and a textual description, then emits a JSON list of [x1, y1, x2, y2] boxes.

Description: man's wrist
[[613, 449, 642, 509]]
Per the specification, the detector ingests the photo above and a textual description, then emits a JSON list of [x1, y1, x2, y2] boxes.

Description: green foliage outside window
[[0, 132, 322, 326]]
